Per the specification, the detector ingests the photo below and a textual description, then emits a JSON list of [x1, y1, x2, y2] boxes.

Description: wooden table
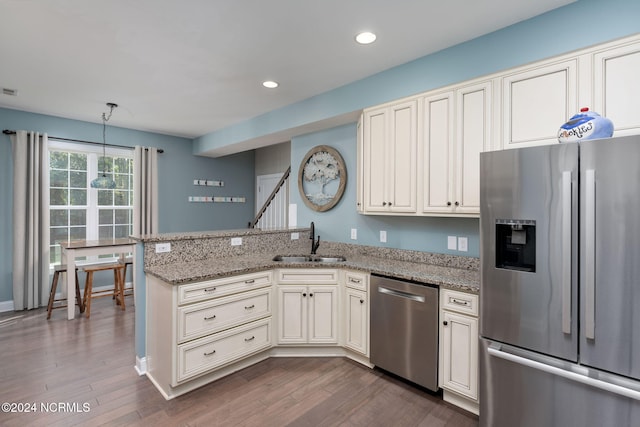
[[60, 238, 136, 320]]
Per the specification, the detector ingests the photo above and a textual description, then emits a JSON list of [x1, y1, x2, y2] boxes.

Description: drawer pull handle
[[245, 279, 255, 284], [204, 287, 217, 293], [244, 336, 255, 342], [451, 298, 469, 306], [244, 304, 255, 310], [350, 278, 361, 284], [203, 349, 216, 356], [204, 314, 217, 320]]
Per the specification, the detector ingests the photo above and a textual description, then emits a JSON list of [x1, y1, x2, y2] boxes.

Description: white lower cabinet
[[276, 269, 339, 345], [439, 288, 479, 415], [343, 270, 369, 356]]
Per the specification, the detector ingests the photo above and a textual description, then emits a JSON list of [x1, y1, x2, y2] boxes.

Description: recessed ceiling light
[[262, 80, 279, 89], [355, 31, 377, 45]]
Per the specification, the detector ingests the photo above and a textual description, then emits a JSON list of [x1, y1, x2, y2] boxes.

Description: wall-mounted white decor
[[193, 179, 224, 187], [298, 145, 347, 212]]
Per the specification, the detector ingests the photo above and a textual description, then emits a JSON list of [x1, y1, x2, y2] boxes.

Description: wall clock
[[298, 145, 347, 212]]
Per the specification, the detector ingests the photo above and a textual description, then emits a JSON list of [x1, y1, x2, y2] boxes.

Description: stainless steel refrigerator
[[479, 135, 640, 427]]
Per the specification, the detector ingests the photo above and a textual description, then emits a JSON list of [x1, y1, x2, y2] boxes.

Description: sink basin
[[312, 256, 346, 263], [272, 255, 312, 262], [272, 255, 347, 263]]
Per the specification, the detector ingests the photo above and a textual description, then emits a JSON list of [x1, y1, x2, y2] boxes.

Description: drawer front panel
[[177, 288, 272, 343], [441, 288, 478, 316], [178, 271, 272, 305], [277, 269, 338, 284], [344, 270, 368, 291], [176, 318, 272, 383]]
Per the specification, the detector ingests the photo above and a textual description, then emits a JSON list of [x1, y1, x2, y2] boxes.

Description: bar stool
[[118, 256, 134, 298], [46, 265, 84, 319], [82, 263, 125, 318]]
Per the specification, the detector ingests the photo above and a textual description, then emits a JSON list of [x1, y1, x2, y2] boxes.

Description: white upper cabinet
[[592, 39, 640, 137], [362, 99, 418, 214], [501, 59, 578, 149]]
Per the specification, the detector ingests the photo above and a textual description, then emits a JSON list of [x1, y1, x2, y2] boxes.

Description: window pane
[[50, 227, 68, 244], [99, 157, 113, 173], [70, 171, 86, 188], [115, 157, 129, 173], [70, 210, 86, 226], [50, 210, 68, 227], [69, 226, 86, 240], [50, 188, 68, 206], [50, 246, 61, 265], [98, 190, 113, 205], [115, 225, 130, 238], [50, 169, 68, 187], [114, 190, 128, 206], [115, 174, 128, 188], [70, 189, 87, 205], [50, 151, 68, 169], [99, 225, 113, 239], [69, 153, 87, 170], [115, 209, 129, 224], [99, 209, 113, 225]]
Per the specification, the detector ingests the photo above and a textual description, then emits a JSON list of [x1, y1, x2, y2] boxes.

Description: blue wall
[[0, 107, 255, 303]]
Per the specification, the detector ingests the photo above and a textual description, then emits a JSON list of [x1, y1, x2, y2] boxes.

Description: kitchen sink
[[272, 255, 346, 263]]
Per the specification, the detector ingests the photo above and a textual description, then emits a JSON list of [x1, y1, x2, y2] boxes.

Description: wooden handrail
[[249, 166, 291, 228]]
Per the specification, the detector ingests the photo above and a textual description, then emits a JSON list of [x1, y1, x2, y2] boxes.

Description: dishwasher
[[370, 274, 439, 391]]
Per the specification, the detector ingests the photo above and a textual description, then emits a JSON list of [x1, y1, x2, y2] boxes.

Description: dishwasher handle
[[377, 286, 426, 303]]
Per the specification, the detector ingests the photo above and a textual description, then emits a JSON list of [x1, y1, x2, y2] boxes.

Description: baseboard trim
[[135, 356, 147, 376], [0, 300, 14, 313]]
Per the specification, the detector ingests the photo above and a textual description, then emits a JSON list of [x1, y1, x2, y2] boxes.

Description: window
[[48, 140, 134, 266]]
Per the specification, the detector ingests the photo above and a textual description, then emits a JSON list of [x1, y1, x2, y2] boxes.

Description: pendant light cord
[[100, 103, 117, 173]]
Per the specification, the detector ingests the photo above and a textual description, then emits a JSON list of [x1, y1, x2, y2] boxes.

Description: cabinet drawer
[[277, 269, 338, 284], [176, 318, 272, 383], [344, 270, 368, 291], [441, 288, 478, 316], [177, 288, 272, 343], [178, 271, 272, 305]]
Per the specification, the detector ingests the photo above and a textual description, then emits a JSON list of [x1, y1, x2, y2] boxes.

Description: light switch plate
[[447, 236, 457, 250], [155, 243, 171, 253], [351, 228, 357, 240], [380, 230, 387, 243], [231, 237, 242, 246], [458, 237, 468, 252]]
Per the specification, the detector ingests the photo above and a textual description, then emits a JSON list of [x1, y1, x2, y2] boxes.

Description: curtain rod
[[2, 129, 164, 153]]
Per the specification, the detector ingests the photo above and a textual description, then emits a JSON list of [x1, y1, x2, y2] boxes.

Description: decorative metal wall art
[[298, 145, 347, 212]]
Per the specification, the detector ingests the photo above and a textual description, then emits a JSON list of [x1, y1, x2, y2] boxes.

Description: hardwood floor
[[0, 298, 478, 427]]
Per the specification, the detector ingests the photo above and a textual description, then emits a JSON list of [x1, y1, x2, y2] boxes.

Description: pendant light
[[90, 102, 118, 189]]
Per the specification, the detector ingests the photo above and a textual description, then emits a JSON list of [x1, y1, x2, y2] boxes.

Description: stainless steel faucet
[[310, 221, 320, 254]]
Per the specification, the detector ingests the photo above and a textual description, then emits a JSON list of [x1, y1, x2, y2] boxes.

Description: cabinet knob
[[309, 293, 314, 297], [388, 202, 392, 206], [443, 320, 448, 326], [360, 299, 364, 304], [447, 202, 452, 206], [455, 201, 459, 206], [383, 202, 387, 206], [302, 293, 307, 297]]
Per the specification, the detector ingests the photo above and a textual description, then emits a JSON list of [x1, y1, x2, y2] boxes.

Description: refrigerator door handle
[[487, 344, 640, 401], [561, 171, 572, 334], [585, 169, 596, 339]]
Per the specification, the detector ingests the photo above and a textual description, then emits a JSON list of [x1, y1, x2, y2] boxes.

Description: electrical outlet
[[448, 236, 457, 250], [458, 237, 468, 252], [351, 228, 357, 240], [291, 232, 299, 240], [231, 237, 242, 246], [380, 230, 387, 243], [155, 243, 171, 253]]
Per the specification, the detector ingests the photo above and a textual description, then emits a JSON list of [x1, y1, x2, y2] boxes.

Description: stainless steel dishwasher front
[[370, 274, 439, 391]]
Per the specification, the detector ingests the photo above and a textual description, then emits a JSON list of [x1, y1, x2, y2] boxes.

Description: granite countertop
[[145, 252, 479, 293]]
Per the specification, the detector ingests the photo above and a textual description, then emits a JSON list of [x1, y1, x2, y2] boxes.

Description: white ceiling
[[0, 0, 574, 140]]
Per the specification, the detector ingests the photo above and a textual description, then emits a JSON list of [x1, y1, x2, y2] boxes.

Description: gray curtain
[[133, 146, 159, 235], [11, 131, 50, 310]]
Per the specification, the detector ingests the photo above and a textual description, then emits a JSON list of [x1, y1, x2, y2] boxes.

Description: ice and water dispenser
[[495, 219, 536, 272]]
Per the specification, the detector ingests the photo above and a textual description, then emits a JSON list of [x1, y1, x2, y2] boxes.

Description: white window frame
[[48, 140, 134, 268]]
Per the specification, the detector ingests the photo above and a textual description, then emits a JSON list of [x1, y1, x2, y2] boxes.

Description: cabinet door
[[277, 286, 307, 344], [593, 41, 640, 136], [308, 286, 338, 344], [388, 100, 418, 213], [363, 107, 388, 212], [502, 59, 578, 149], [454, 81, 492, 214], [422, 91, 455, 213], [356, 113, 364, 213], [441, 311, 478, 401], [344, 287, 367, 355]]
